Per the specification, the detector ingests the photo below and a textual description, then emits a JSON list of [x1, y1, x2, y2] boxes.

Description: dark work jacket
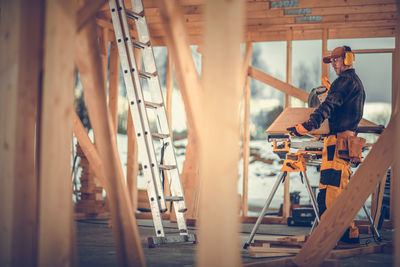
[[309, 69, 365, 134]]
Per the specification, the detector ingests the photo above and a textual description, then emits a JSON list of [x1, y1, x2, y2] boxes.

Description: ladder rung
[[165, 196, 184, 201], [144, 101, 163, 109], [125, 10, 144, 20], [139, 70, 157, 79], [158, 164, 177, 171], [152, 133, 170, 140], [132, 39, 150, 49]]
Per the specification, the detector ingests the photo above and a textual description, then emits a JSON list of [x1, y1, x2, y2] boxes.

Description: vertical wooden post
[[393, 10, 400, 266], [76, 19, 145, 267], [166, 48, 174, 136], [158, 1, 202, 220], [127, 111, 139, 212], [285, 28, 292, 108], [109, 37, 120, 135], [322, 28, 329, 80], [282, 28, 293, 220], [0, 0, 42, 265], [391, 34, 399, 225], [38, 0, 76, 266], [197, 0, 244, 266], [242, 43, 253, 217]]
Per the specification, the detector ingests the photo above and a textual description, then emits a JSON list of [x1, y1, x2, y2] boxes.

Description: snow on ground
[[113, 135, 370, 219]]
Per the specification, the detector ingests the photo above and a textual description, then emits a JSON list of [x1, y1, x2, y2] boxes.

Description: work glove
[[287, 120, 314, 137]]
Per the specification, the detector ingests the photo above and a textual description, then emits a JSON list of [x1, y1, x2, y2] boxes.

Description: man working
[[287, 46, 365, 244]]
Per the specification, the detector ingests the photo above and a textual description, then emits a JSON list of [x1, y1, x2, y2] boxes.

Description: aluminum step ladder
[[109, 0, 195, 247]]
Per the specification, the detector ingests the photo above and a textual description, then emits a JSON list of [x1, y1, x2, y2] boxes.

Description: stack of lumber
[[247, 235, 307, 258], [74, 144, 108, 218], [247, 235, 392, 260]]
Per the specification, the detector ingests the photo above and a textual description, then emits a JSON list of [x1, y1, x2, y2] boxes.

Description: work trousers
[[317, 135, 359, 241]]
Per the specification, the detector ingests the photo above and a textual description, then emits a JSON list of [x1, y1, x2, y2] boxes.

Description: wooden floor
[[76, 218, 393, 267]]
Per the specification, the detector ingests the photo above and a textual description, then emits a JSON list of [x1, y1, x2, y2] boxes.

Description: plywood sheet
[[266, 108, 330, 134]]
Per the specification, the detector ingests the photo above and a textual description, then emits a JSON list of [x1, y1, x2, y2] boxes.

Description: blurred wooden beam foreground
[[75, 14, 145, 267], [197, 0, 244, 266], [0, 0, 43, 265]]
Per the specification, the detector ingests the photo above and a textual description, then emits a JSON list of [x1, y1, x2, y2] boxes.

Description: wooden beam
[[196, 0, 244, 266], [293, 113, 396, 266], [248, 66, 309, 103], [127, 109, 139, 212], [0, 0, 42, 265], [109, 39, 119, 135], [73, 112, 106, 188], [242, 42, 253, 217], [158, 0, 202, 220], [38, 0, 75, 266], [76, 18, 145, 266], [391, 28, 399, 233], [77, 0, 107, 32], [322, 28, 329, 80], [166, 48, 174, 135]]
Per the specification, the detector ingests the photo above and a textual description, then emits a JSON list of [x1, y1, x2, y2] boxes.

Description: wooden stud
[[166, 48, 174, 136], [282, 28, 293, 220], [158, 0, 202, 220], [0, 0, 42, 265], [242, 42, 253, 217], [196, 0, 245, 266], [73, 111, 106, 188], [109, 39, 119, 135], [322, 28, 329, 80], [38, 0, 76, 266], [293, 113, 396, 266], [371, 174, 387, 226], [394, 9, 400, 266], [76, 18, 145, 266], [127, 110, 139, 212], [248, 66, 309, 103]]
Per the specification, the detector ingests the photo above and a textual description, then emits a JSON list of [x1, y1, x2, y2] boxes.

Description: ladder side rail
[[115, 0, 168, 212], [109, 0, 166, 237], [129, 1, 187, 212]]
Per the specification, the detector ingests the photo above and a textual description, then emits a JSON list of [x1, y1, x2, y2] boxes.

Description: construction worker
[[287, 46, 365, 244]]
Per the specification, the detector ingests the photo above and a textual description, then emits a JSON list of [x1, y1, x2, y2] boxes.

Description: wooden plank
[[249, 66, 309, 103], [127, 109, 139, 212], [76, 18, 145, 266], [293, 113, 396, 266], [394, 12, 400, 266], [328, 243, 384, 259], [108, 39, 119, 135], [266, 107, 330, 134], [249, 252, 295, 258], [38, 0, 76, 266], [73, 111, 106, 188], [158, 0, 202, 221], [283, 29, 292, 220], [196, 0, 244, 266], [371, 174, 387, 226], [322, 28, 329, 80], [247, 246, 301, 253], [0, 0, 42, 265], [242, 42, 253, 217], [166, 48, 174, 135]]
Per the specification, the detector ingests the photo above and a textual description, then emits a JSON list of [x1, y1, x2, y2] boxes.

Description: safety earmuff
[[343, 46, 354, 66]]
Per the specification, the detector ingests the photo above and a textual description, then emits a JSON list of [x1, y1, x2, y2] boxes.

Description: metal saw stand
[[243, 151, 320, 249]]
